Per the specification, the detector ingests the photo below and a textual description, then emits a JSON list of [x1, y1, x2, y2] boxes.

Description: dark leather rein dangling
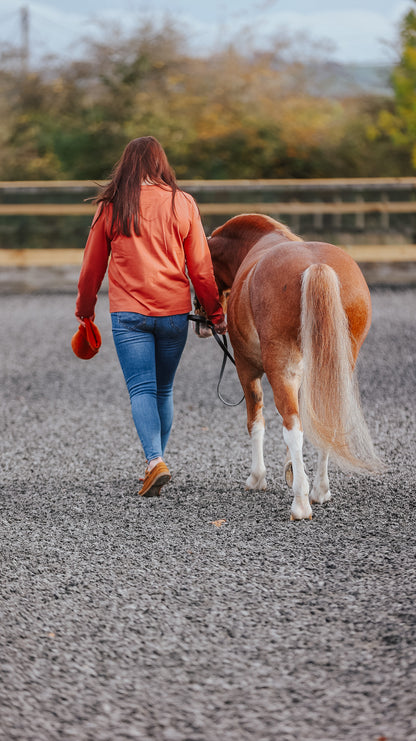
[[187, 314, 245, 407]]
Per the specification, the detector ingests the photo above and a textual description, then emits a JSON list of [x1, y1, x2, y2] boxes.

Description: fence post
[[333, 197, 342, 230], [355, 195, 365, 230], [381, 193, 390, 231]]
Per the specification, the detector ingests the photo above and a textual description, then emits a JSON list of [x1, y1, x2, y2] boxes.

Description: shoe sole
[[139, 473, 171, 497]]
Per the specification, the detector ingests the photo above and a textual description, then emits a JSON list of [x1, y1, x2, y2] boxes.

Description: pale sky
[[0, 0, 411, 65]]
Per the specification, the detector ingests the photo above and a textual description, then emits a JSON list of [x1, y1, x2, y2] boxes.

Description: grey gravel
[[0, 288, 415, 741]]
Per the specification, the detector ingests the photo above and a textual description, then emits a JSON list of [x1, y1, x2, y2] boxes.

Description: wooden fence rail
[[2, 200, 416, 217], [1, 179, 416, 264], [1, 177, 416, 188], [1, 244, 416, 268]]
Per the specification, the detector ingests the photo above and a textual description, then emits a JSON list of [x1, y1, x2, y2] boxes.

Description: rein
[[187, 314, 244, 407]]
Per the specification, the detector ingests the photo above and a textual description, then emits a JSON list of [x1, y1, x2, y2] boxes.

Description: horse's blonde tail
[[299, 264, 383, 474]]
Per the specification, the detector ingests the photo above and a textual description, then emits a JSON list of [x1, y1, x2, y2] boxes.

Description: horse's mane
[[210, 213, 301, 247]]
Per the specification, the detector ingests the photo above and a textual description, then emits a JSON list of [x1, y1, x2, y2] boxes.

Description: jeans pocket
[[168, 314, 189, 334], [113, 312, 151, 332]]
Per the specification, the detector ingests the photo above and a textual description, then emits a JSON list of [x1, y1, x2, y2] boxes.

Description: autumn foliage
[[0, 13, 412, 181]]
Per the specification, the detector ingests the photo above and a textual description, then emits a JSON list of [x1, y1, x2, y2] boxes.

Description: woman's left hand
[[75, 313, 95, 328], [212, 320, 227, 335]]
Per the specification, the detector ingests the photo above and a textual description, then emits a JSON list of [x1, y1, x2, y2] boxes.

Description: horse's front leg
[[238, 368, 267, 491], [310, 449, 331, 504], [283, 447, 293, 487]]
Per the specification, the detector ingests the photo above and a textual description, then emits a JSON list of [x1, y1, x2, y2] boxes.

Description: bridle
[[187, 306, 244, 407]]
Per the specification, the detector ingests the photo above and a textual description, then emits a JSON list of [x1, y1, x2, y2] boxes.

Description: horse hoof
[[284, 461, 293, 488], [290, 513, 313, 522], [290, 496, 313, 521], [245, 473, 267, 490], [310, 489, 332, 505]]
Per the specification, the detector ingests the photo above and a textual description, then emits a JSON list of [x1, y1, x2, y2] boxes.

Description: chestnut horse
[[199, 213, 382, 521]]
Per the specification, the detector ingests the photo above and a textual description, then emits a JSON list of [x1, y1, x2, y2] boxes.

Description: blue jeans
[[111, 312, 188, 463]]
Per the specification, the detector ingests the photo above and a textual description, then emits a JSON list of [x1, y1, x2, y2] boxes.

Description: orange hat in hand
[[71, 318, 102, 359]]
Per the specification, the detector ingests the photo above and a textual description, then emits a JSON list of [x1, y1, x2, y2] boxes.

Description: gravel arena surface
[[0, 288, 415, 741]]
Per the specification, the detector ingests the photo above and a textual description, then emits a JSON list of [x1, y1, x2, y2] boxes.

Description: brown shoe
[[138, 462, 171, 497]]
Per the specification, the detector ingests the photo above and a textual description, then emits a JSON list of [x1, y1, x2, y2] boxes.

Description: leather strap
[[187, 314, 244, 406]]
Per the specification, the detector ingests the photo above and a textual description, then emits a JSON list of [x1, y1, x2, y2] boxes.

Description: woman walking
[[75, 136, 226, 497]]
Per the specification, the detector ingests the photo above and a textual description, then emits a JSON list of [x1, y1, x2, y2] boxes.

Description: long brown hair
[[94, 136, 179, 237]]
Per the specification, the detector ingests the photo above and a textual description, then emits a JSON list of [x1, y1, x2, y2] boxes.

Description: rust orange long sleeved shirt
[[75, 184, 224, 324]]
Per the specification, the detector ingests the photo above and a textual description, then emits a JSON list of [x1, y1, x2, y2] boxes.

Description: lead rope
[[187, 314, 245, 407]]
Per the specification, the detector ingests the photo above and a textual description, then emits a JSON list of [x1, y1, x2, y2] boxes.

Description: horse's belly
[[227, 279, 263, 367]]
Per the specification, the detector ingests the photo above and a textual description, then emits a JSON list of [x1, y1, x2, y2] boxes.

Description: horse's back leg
[[236, 360, 267, 490], [264, 353, 312, 520], [283, 418, 312, 521]]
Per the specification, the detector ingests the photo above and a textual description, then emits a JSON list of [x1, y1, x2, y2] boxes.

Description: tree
[[0, 17, 404, 179], [375, 1, 416, 170]]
